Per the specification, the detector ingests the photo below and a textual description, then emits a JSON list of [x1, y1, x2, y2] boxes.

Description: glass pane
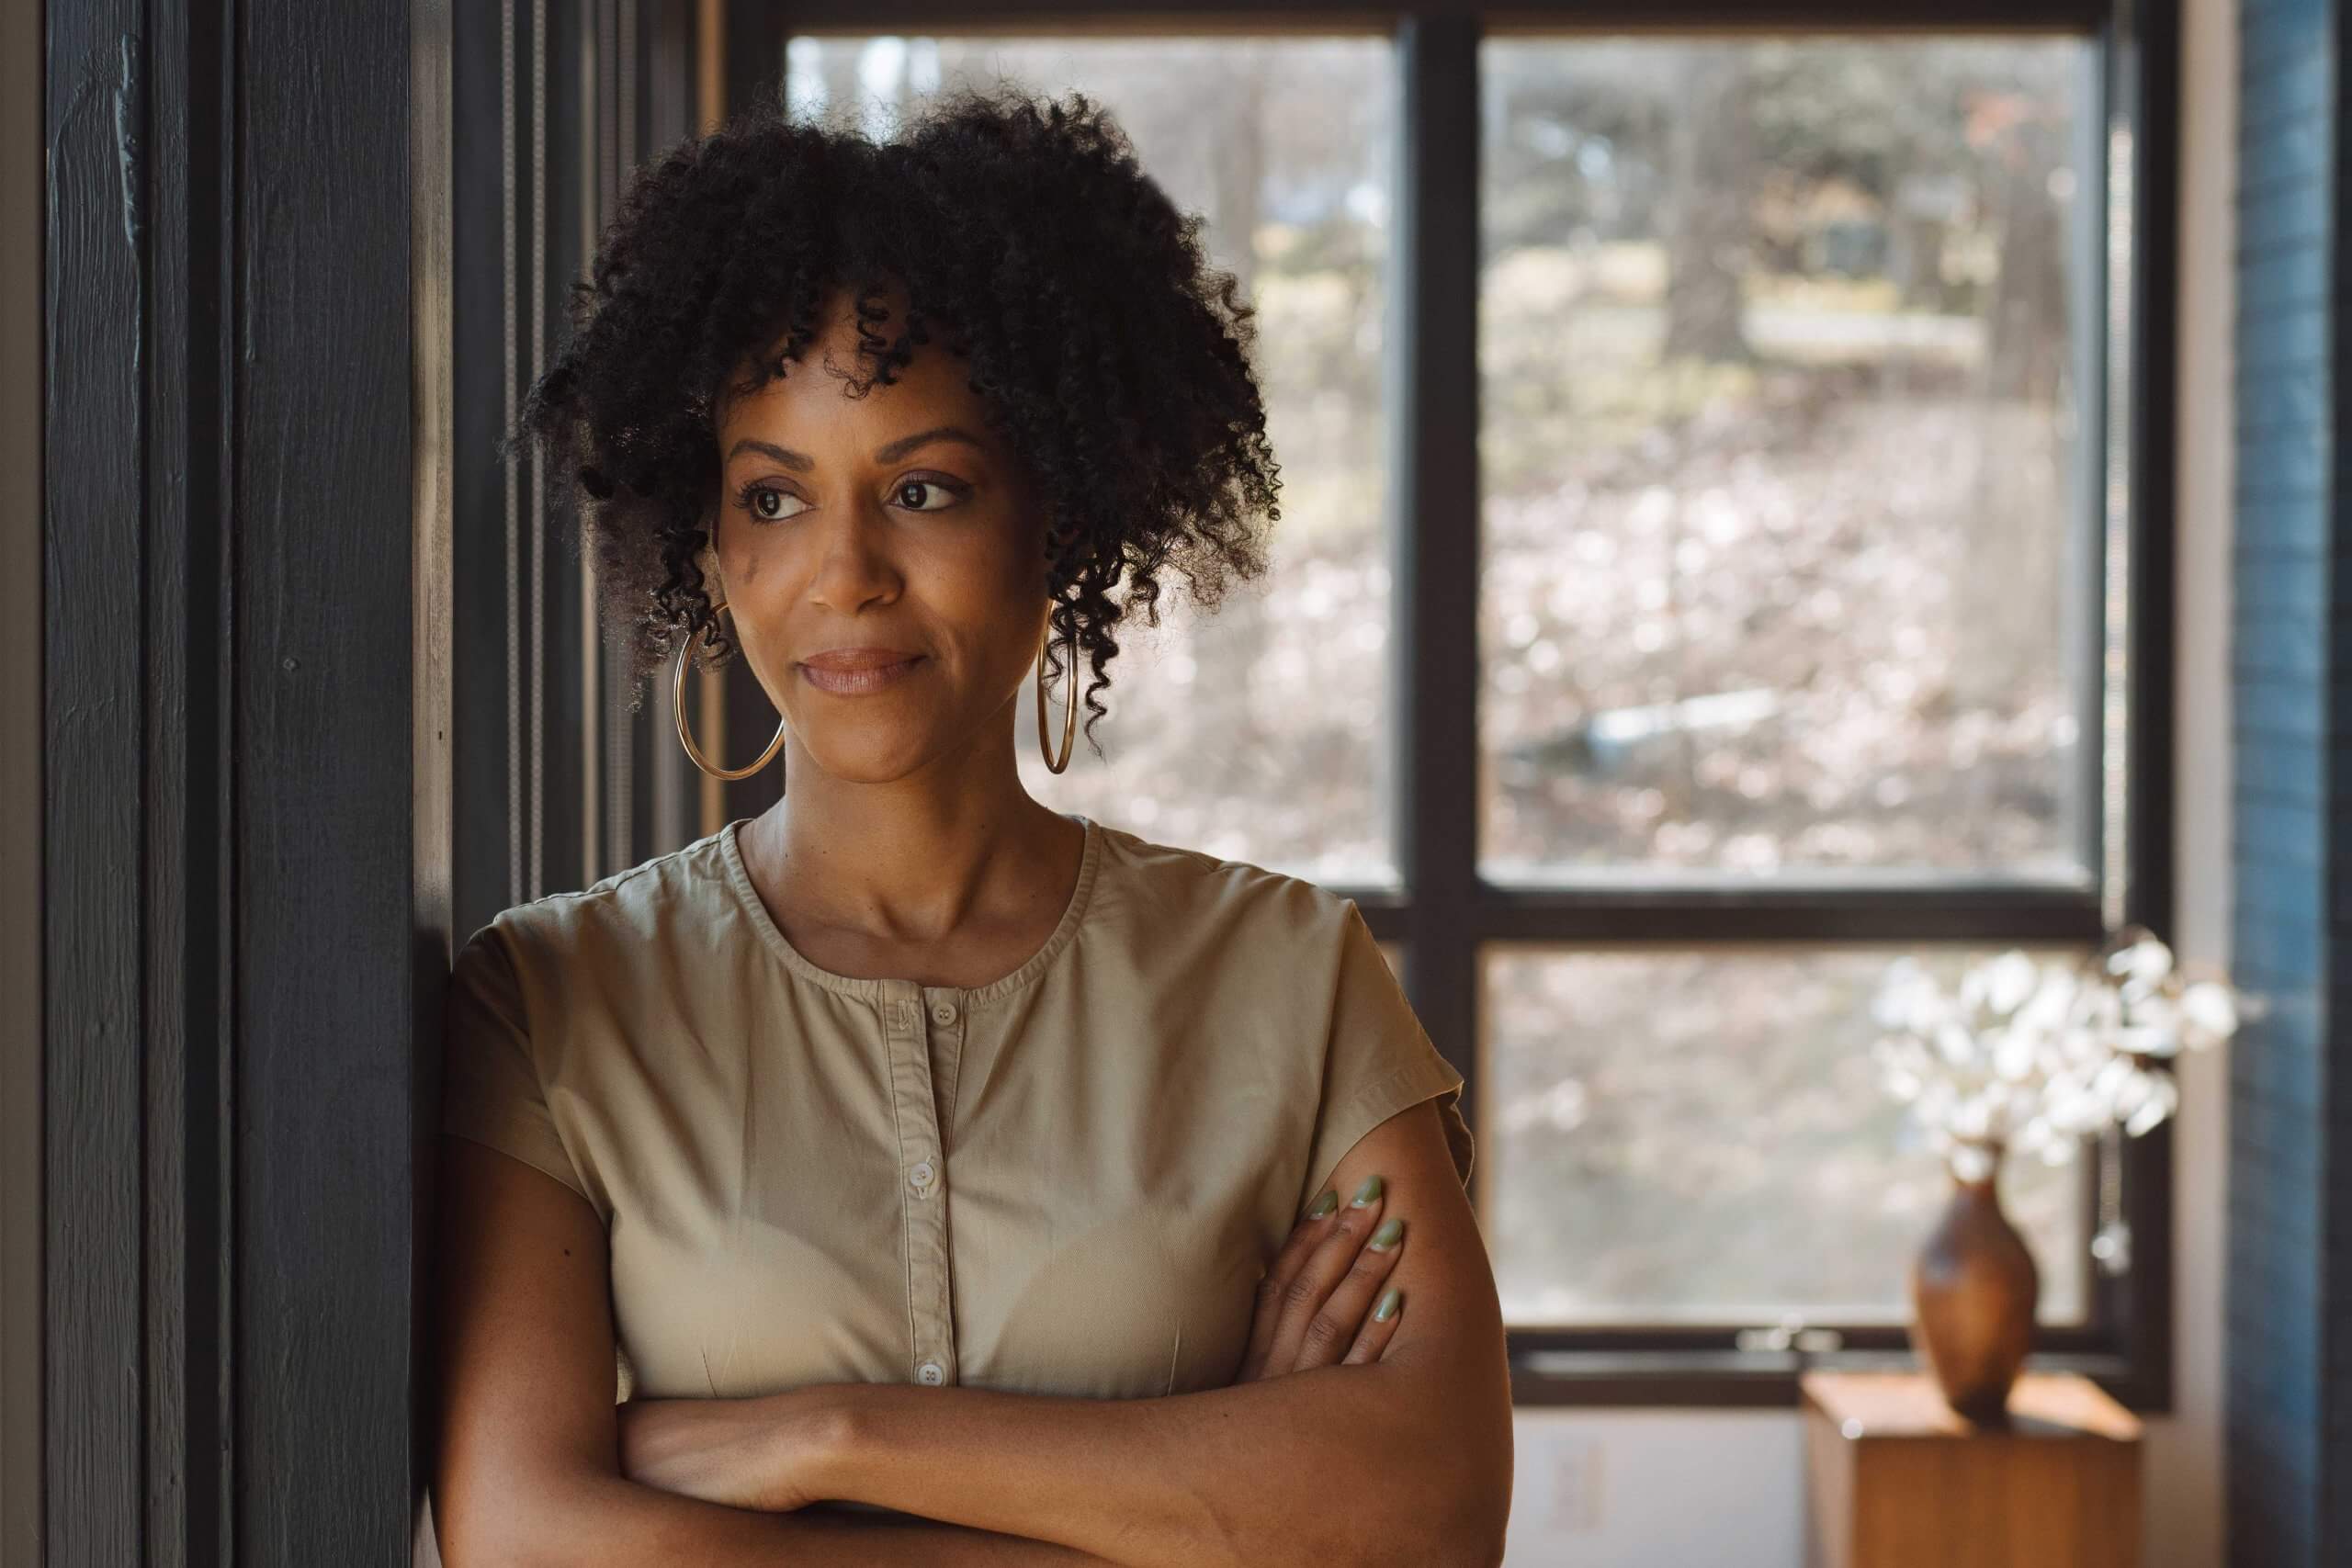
[[1482, 946, 2088, 1326], [1478, 38, 2098, 880], [787, 37, 1397, 885]]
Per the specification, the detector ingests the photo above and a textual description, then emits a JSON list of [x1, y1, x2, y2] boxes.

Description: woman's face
[[706, 291, 1051, 784]]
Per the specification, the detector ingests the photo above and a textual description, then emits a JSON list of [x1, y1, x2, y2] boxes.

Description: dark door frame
[[40, 0, 451, 1561]]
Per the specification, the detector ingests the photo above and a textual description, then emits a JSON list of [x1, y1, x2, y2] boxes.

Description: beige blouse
[[440, 813, 1474, 1405]]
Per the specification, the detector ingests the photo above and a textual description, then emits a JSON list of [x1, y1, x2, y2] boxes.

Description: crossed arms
[[429, 1098, 1513, 1568]]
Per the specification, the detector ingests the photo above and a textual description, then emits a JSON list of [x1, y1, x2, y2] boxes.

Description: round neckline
[[716, 812, 1102, 1005]]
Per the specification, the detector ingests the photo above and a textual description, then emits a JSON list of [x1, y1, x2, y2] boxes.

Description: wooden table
[[1801, 1371, 2143, 1568]]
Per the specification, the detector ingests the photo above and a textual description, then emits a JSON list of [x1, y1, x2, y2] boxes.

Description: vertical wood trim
[[714, 3, 790, 826], [143, 4, 235, 1562], [531, 0, 550, 899], [582, 0, 608, 881], [235, 0, 418, 1557], [537, 0, 594, 897], [454, 0, 528, 942], [695, 0, 729, 839], [45, 5, 153, 1561], [505, 0, 526, 906], [412, 0, 458, 1533], [0, 0, 42, 1551], [642, 0, 698, 858], [698, 0, 723, 130]]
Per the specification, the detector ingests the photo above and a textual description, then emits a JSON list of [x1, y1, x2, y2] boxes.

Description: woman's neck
[[733, 760, 1085, 983]]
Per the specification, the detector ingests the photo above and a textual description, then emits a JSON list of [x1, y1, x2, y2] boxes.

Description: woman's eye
[[894, 477, 965, 513], [743, 484, 804, 523]]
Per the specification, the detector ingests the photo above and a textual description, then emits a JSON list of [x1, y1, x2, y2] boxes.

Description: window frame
[[728, 0, 2179, 1411]]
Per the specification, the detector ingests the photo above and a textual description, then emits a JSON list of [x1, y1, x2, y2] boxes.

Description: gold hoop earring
[[1035, 627, 1077, 774], [673, 599, 787, 782]]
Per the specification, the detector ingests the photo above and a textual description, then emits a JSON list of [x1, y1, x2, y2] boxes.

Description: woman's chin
[[796, 731, 954, 786]]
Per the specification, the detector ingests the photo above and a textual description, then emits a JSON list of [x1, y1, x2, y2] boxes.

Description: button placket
[[884, 983, 957, 1386], [928, 988, 967, 1166]]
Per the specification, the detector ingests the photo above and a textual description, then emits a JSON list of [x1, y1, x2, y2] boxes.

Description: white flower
[[2179, 981, 2239, 1043], [2108, 935, 2174, 996], [2122, 1073, 2178, 1136], [1992, 1025, 2039, 1083], [2113, 1023, 2177, 1058], [1869, 935, 2251, 1168], [1950, 1141, 1998, 1183], [1985, 950, 2040, 1015]]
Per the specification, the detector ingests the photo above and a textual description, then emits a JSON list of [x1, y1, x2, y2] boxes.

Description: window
[[1478, 36, 2106, 1339], [1483, 946, 2086, 1327], [1480, 38, 2100, 884], [718, 5, 2174, 1404]]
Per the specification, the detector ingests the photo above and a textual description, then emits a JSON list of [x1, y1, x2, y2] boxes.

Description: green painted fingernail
[[1351, 1174, 1385, 1208], [1369, 1217, 1404, 1250], [1374, 1287, 1401, 1322], [1305, 1190, 1339, 1220]]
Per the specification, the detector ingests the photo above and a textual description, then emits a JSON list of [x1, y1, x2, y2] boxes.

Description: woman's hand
[[616, 1386, 843, 1513], [1233, 1172, 1409, 1383]]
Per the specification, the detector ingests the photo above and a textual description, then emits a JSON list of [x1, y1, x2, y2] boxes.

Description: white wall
[[1499, 2, 2235, 1560], [2138, 0, 2235, 1558]]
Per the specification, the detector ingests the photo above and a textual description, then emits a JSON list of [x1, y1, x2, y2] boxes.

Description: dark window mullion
[[2111, 0, 2180, 1412], [1346, 885, 2105, 944], [1478, 885, 2109, 945], [1392, 13, 1485, 1183], [755, 0, 2107, 31]]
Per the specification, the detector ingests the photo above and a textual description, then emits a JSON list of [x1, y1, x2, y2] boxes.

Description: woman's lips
[[797, 654, 926, 696]]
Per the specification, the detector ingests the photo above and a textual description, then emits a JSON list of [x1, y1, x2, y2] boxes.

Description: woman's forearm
[[445, 1471, 1115, 1568], [807, 1363, 1506, 1568]]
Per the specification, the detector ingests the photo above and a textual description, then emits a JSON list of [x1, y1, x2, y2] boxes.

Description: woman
[[430, 85, 1512, 1567]]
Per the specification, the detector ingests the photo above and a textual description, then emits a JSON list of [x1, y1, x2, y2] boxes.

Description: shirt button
[[930, 999, 958, 1026], [909, 1159, 936, 1193], [917, 1361, 945, 1385]]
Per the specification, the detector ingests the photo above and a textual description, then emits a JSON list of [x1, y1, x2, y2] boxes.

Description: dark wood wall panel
[[44, 3, 154, 1562], [44, 0, 428, 1560], [234, 0, 420, 1553]]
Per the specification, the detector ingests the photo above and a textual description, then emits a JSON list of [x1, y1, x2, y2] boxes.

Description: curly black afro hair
[[508, 83, 1283, 756]]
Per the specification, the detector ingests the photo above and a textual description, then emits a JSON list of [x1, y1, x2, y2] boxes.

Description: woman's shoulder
[[461, 827, 735, 978], [1086, 818, 1362, 944]]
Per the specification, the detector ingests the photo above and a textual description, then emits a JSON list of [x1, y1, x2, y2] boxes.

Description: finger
[[1239, 1189, 1338, 1382], [1340, 1286, 1406, 1365], [1238, 1186, 1341, 1383], [1291, 1214, 1407, 1373], [1261, 1173, 1387, 1374]]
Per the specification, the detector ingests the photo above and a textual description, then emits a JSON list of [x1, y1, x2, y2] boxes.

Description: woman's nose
[[806, 499, 903, 612]]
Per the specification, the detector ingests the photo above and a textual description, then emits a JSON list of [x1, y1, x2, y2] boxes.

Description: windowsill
[[1507, 1348, 2167, 1415]]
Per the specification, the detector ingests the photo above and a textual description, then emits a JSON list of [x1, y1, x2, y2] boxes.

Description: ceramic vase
[[1908, 1142, 2040, 1423]]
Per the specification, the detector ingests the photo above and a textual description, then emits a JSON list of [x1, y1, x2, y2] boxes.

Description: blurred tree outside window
[[1481, 38, 2096, 882], [1478, 36, 2100, 1329]]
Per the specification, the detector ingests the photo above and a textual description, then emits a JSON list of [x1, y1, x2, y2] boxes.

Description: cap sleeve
[[441, 922, 594, 1207], [1297, 901, 1476, 1213]]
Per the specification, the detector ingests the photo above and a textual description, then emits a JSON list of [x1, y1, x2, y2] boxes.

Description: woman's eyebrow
[[724, 425, 988, 470]]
